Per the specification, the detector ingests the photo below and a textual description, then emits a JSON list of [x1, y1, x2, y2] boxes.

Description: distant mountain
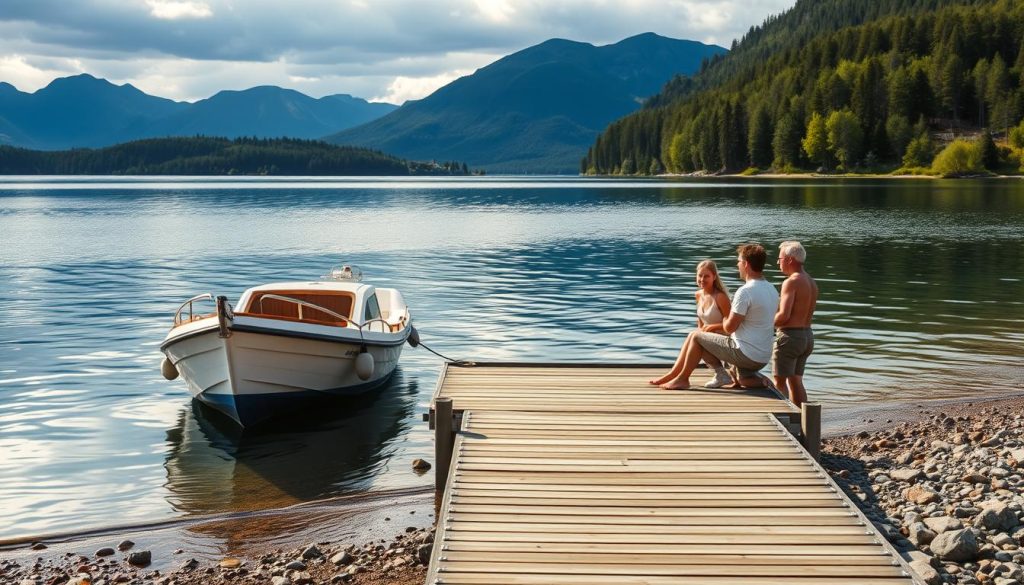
[[0, 74, 187, 149], [129, 86, 397, 142], [0, 75, 397, 150], [326, 33, 727, 173]]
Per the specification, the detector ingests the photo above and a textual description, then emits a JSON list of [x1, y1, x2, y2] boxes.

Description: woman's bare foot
[[660, 378, 691, 390], [649, 373, 675, 385]]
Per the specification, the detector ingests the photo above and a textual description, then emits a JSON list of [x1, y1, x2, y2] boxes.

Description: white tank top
[[697, 293, 724, 324]]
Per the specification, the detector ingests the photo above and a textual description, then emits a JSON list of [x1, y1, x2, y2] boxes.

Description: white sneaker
[[704, 369, 732, 388]]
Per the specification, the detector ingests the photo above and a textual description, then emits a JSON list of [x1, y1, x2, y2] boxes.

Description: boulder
[[925, 516, 962, 536], [126, 550, 151, 566], [931, 528, 980, 562], [976, 502, 1020, 531]]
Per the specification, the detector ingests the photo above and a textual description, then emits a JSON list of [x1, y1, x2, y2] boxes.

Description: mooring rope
[[415, 340, 476, 367]]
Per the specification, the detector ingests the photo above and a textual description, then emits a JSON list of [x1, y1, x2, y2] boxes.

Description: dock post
[[801, 402, 822, 461], [435, 397, 455, 494]]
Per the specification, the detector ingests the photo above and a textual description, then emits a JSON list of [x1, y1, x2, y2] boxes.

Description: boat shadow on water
[[162, 371, 419, 518]]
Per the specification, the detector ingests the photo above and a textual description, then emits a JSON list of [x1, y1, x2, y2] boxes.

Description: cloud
[[146, 0, 214, 20], [0, 0, 796, 102], [373, 69, 475, 104]]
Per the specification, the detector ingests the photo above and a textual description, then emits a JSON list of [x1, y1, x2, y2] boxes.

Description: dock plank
[[426, 364, 917, 584]]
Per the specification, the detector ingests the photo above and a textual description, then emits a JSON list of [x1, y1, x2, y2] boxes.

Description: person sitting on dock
[[649, 259, 733, 388], [773, 241, 818, 407], [657, 244, 779, 390]]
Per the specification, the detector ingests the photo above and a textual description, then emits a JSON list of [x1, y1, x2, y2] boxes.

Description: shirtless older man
[[773, 241, 819, 407]]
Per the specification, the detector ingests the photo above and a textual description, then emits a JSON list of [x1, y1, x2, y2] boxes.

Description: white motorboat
[[159, 266, 416, 427]]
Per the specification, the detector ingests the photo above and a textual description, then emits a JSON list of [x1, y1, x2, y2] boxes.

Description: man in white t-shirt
[[660, 244, 780, 390]]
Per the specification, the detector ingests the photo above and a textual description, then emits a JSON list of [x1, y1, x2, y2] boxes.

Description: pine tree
[[747, 107, 773, 168]]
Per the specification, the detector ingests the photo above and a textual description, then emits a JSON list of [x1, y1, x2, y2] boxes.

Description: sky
[[0, 0, 795, 105]]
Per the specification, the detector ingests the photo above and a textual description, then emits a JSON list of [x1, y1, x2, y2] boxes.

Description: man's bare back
[[777, 270, 818, 328]]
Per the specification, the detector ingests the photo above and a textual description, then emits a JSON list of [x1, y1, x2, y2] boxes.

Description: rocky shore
[[823, 395, 1024, 585], [1, 526, 434, 585]]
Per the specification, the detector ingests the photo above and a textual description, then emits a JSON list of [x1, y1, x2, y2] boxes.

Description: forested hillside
[[584, 0, 1024, 175], [0, 137, 471, 176]]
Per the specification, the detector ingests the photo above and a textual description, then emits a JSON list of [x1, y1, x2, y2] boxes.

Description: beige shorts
[[693, 331, 766, 378], [773, 328, 814, 377]]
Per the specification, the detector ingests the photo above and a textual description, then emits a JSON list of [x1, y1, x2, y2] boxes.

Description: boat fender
[[407, 326, 420, 348], [355, 347, 374, 381], [160, 357, 179, 381]]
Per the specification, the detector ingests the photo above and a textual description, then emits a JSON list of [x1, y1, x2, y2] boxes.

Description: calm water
[[1, 176, 1022, 542]]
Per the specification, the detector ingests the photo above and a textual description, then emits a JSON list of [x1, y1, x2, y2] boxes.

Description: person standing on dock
[[773, 241, 819, 407], [658, 244, 779, 390]]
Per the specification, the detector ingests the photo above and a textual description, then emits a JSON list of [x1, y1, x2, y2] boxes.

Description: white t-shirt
[[730, 278, 780, 364]]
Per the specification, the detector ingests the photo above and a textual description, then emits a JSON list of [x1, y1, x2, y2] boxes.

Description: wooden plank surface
[[426, 365, 916, 584]]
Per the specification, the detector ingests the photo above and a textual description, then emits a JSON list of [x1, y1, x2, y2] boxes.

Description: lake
[[1, 175, 1022, 544]]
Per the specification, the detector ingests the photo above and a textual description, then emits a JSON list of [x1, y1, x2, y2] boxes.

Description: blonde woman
[[650, 260, 733, 388]]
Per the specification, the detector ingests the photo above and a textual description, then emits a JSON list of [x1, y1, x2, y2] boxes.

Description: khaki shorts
[[693, 331, 766, 378], [773, 328, 814, 377]]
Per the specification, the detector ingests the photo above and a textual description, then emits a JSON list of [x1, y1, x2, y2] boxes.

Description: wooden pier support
[[801, 401, 822, 461], [434, 397, 455, 493]]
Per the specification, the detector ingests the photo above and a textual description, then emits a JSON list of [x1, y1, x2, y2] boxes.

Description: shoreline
[[655, 171, 1022, 180], [4, 391, 1024, 585]]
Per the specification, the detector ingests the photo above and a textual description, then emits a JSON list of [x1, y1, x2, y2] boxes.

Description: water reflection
[[1, 176, 1022, 541], [163, 375, 417, 517]]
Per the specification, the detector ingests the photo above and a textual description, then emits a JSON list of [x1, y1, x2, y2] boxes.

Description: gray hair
[[779, 241, 806, 263]]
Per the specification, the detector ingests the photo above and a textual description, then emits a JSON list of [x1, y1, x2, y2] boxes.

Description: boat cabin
[[234, 281, 406, 332]]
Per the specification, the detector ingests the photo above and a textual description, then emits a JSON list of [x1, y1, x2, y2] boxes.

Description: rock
[[1009, 449, 1024, 466], [931, 528, 980, 562], [910, 559, 942, 585], [271, 577, 291, 585], [30, 542, 47, 550], [922, 514, 961, 534], [95, 548, 115, 557], [906, 485, 942, 505], [219, 557, 241, 569], [908, 522, 937, 546], [977, 502, 1020, 531], [412, 459, 431, 471], [892, 468, 925, 482], [126, 550, 151, 566], [993, 533, 1016, 547], [965, 472, 990, 484], [284, 560, 306, 571], [300, 545, 322, 560], [116, 540, 133, 552], [416, 543, 433, 565], [178, 558, 199, 571], [330, 551, 353, 566]]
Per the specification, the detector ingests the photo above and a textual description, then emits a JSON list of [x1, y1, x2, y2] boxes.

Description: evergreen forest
[[0, 136, 473, 176], [583, 0, 1024, 177]]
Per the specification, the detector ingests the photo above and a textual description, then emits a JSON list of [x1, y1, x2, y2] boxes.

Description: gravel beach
[[5, 393, 1024, 585], [823, 394, 1024, 585]]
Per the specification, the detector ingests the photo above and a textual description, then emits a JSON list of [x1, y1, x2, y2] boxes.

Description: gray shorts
[[773, 328, 814, 377], [693, 331, 766, 378]]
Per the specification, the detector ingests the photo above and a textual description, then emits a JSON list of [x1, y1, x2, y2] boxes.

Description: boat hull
[[162, 319, 405, 427]]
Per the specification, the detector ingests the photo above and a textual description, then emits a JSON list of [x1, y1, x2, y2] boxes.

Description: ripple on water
[[0, 177, 1022, 542]]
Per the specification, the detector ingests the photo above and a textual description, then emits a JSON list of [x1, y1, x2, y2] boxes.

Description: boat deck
[[425, 364, 919, 584]]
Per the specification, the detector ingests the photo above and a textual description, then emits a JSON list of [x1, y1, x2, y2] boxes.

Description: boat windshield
[[242, 290, 354, 326]]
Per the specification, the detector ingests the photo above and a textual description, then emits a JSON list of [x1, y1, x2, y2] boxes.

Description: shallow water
[[0, 175, 1022, 542]]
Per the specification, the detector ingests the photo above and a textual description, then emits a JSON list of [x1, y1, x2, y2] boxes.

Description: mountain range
[[0, 32, 725, 173], [328, 33, 726, 173], [0, 75, 397, 150]]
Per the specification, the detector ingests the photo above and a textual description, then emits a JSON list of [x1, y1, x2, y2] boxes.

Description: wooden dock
[[425, 363, 919, 584]]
